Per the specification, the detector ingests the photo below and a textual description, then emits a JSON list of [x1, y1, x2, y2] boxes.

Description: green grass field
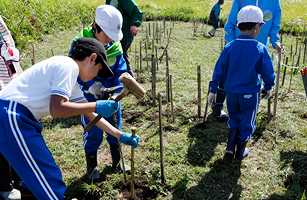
[[138, 0, 307, 33], [18, 21, 307, 199]]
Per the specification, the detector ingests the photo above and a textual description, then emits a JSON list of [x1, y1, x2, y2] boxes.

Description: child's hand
[[95, 100, 119, 118], [208, 92, 217, 106], [119, 132, 140, 148]]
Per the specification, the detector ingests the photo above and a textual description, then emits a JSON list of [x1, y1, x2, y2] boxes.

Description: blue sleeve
[[209, 49, 228, 93], [224, 0, 240, 43], [269, 0, 281, 48], [257, 47, 275, 91]]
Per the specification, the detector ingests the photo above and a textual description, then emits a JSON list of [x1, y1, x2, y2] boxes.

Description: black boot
[[223, 129, 238, 163], [212, 88, 229, 122], [85, 154, 100, 181], [235, 141, 250, 161], [110, 143, 130, 173]]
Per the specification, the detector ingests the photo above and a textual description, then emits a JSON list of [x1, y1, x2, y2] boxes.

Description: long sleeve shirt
[[210, 35, 275, 94], [224, 0, 281, 48]]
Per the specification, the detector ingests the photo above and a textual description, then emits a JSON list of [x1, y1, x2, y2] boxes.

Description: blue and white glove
[[119, 132, 140, 148], [96, 100, 119, 118]]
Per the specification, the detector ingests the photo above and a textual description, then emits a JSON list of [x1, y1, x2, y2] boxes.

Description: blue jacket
[[210, 35, 275, 94], [224, 0, 281, 48]]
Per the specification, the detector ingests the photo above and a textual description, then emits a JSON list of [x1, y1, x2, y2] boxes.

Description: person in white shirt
[[0, 37, 140, 200]]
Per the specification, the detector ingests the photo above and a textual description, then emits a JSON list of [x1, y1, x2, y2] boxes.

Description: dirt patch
[[124, 111, 143, 124], [116, 180, 160, 200]]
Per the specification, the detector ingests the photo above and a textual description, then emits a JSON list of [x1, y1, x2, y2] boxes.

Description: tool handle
[[130, 127, 136, 199]]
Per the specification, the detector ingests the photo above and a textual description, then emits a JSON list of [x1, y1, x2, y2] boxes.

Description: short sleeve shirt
[[0, 56, 86, 120]]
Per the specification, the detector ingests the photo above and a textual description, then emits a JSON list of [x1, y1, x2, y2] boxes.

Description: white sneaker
[[87, 167, 100, 182], [0, 189, 21, 200]]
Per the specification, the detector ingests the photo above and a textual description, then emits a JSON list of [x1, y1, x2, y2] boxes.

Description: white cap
[[95, 5, 123, 42], [237, 5, 264, 25]]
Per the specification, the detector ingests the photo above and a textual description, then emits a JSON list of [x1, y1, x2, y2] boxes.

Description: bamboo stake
[[197, 65, 201, 118], [169, 74, 175, 122], [273, 52, 282, 117], [151, 54, 156, 105], [281, 57, 288, 87], [130, 127, 136, 200], [158, 93, 165, 184]]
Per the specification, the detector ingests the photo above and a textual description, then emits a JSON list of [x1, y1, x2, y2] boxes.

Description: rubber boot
[[212, 88, 229, 122], [85, 154, 100, 182], [223, 129, 238, 163], [110, 143, 130, 173], [235, 141, 250, 161]]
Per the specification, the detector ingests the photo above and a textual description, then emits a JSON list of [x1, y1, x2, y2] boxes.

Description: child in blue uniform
[[0, 37, 140, 200], [208, 6, 275, 161], [207, 0, 224, 37], [73, 5, 130, 181]]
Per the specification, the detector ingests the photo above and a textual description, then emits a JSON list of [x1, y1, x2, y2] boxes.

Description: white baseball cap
[[95, 5, 123, 42], [237, 5, 265, 26]]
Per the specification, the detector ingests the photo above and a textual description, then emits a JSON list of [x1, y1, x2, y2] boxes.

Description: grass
[[138, 0, 307, 34], [19, 21, 307, 199]]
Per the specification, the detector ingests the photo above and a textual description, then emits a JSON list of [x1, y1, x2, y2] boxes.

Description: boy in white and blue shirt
[[208, 6, 275, 161], [0, 38, 140, 200]]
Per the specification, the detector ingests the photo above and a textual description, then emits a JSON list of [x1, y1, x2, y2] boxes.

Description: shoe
[[235, 141, 250, 160], [0, 189, 21, 200], [214, 110, 229, 122], [86, 167, 100, 182], [223, 129, 238, 162], [85, 154, 100, 182], [112, 162, 131, 174]]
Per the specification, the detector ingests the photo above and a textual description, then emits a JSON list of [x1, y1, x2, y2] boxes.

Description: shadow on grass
[[65, 166, 114, 200], [251, 111, 271, 144], [186, 114, 228, 166], [172, 159, 242, 200], [265, 151, 307, 200]]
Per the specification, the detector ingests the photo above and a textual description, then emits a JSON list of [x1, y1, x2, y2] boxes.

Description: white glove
[[261, 89, 272, 99], [208, 92, 217, 106]]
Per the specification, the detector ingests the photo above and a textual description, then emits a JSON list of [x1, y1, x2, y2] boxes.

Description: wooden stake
[[139, 41, 142, 72], [169, 74, 175, 122], [165, 49, 170, 103], [155, 46, 158, 71], [197, 65, 201, 118], [281, 57, 288, 87], [130, 127, 137, 200], [273, 52, 282, 117], [31, 43, 35, 65], [151, 54, 156, 105], [158, 93, 165, 184], [145, 41, 149, 70]]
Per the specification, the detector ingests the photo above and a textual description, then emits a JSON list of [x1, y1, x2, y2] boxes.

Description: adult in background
[[0, 15, 23, 200], [106, 0, 143, 76], [211, 0, 282, 121]]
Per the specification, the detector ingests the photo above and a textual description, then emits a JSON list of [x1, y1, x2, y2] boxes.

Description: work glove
[[208, 92, 217, 106], [119, 132, 140, 148], [96, 100, 119, 118], [261, 89, 272, 99]]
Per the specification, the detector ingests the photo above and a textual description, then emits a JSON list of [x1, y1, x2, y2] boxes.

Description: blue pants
[[81, 104, 122, 156], [226, 92, 259, 143], [0, 99, 66, 200]]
